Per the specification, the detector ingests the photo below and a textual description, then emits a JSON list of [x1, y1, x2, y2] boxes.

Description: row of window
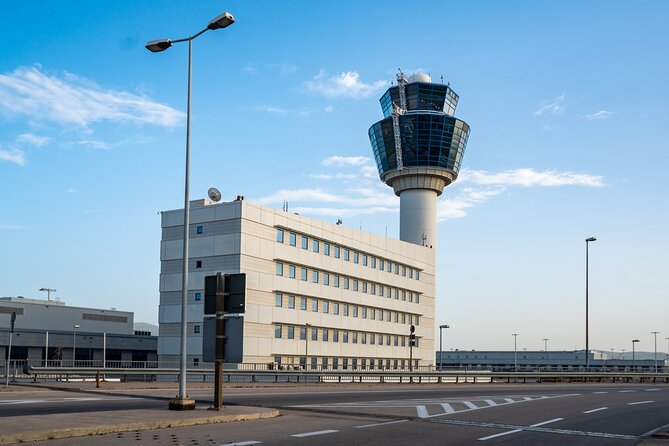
[[274, 324, 419, 347], [275, 293, 420, 326], [275, 262, 420, 304], [276, 228, 420, 280], [275, 356, 418, 370]]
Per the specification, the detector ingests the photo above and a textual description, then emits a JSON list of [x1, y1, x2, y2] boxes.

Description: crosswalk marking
[[439, 403, 455, 413], [463, 401, 478, 410], [415, 394, 571, 418], [484, 400, 497, 406]]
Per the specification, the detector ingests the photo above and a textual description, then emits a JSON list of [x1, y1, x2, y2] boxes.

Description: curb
[[0, 409, 280, 445]]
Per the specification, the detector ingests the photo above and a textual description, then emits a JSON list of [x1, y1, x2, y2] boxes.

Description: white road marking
[[478, 418, 564, 441], [439, 403, 455, 413], [619, 390, 636, 393], [0, 397, 130, 406], [291, 430, 339, 438], [583, 407, 608, 414], [484, 399, 497, 406], [503, 398, 515, 403], [628, 401, 654, 405], [593, 391, 609, 394], [643, 422, 669, 437], [463, 401, 479, 410], [356, 420, 408, 429], [416, 405, 430, 418], [219, 442, 261, 446], [645, 388, 662, 392]]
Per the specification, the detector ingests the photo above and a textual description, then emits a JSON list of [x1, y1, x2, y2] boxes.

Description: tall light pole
[[632, 339, 639, 372], [39, 288, 56, 301], [666, 337, 669, 371], [543, 338, 549, 351], [651, 331, 659, 373], [73, 324, 80, 366], [585, 236, 596, 369], [439, 324, 450, 371], [5, 312, 16, 388], [512, 333, 519, 371], [305, 323, 311, 369], [146, 11, 235, 411]]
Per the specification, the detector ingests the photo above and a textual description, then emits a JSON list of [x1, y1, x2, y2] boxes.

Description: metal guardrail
[[21, 366, 669, 385]]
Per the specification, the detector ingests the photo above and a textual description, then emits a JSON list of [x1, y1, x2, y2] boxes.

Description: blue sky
[[1, 1, 667, 353]]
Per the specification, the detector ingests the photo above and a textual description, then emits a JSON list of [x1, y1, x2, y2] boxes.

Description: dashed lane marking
[[291, 430, 339, 438], [219, 442, 261, 446], [619, 390, 636, 393], [355, 420, 409, 429], [593, 391, 609, 394], [0, 397, 131, 406], [416, 394, 579, 419], [478, 418, 563, 441], [583, 407, 608, 414], [628, 401, 654, 405]]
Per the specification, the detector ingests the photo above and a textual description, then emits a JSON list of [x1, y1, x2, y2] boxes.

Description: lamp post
[[146, 11, 235, 411], [305, 323, 311, 369], [439, 324, 450, 371], [512, 333, 519, 371], [632, 339, 640, 372], [666, 337, 669, 372], [39, 288, 56, 301], [543, 338, 549, 351], [73, 324, 80, 366], [5, 312, 16, 388], [585, 236, 596, 369], [651, 331, 659, 373]]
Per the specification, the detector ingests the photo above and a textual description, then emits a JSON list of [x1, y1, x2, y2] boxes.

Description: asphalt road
[[2, 383, 668, 445]]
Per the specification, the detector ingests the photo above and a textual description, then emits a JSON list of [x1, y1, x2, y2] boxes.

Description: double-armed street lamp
[[146, 12, 235, 411], [439, 324, 450, 371], [651, 331, 660, 373], [585, 236, 596, 369]]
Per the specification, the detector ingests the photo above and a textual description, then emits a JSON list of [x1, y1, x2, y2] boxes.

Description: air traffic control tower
[[369, 71, 470, 247]]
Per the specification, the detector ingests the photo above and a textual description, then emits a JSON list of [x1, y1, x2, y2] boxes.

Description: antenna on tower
[[440, 75, 444, 84], [391, 69, 407, 171], [421, 232, 428, 247]]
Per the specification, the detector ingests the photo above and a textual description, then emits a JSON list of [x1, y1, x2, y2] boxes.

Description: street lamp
[[439, 324, 450, 371], [305, 323, 311, 369], [5, 312, 16, 388], [512, 333, 519, 371], [585, 236, 596, 369], [666, 337, 669, 372], [73, 324, 80, 366], [543, 338, 549, 352], [146, 11, 235, 411], [39, 288, 56, 301], [632, 339, 640, 372], [651, 331, 660, 373]]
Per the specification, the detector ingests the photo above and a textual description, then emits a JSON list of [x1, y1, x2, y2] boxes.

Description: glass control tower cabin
[[369, 72, 470, 248]]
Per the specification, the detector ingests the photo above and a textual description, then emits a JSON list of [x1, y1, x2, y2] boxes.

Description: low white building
[[159, 199, 435, 369]]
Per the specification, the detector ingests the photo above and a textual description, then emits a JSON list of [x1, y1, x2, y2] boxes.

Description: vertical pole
[[513, 334, 518, 371], [213, 360, 223, 410], [632, 341, 635, 372], [652, 332, 659, 373], [585, 241, 589, 369], [5, 332, 12, 387], [409, 340, 413, 372], [177, 37, 193, 403], [45, 331, 49, 366], [305, 325, 309, 369], [439, 326, 443, 372], [103, 332, 106, 369], [73, 329, 77, 367]]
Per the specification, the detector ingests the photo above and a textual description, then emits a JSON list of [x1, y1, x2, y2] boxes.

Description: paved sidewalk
[[0, 382, 279, 444]]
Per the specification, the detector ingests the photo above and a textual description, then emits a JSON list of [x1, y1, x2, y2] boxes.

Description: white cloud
[[0, 146, 26, 166], [437, 188, 506, 221], [583, 110, 614, 120], [66, 187, 79, 193], [535, 94, 566, 116], [459, 168, 604, 188], [309, 173, 357, 181], [17, 133, 50, 147], [306, 70, 387, 99], [322, 155, 368, 167], [258, 105, 288, 114], [0, 66, 184, 128], [324, 105, 334, 113], [0, 223, 25, 230]]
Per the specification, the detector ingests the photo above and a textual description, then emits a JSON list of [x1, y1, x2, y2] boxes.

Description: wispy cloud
[[583, 110, 614, 120], [0, 66, 184, 128], [17, 133, 50, 147], [459, 168, 604, 187], [306, 70, 387, 99], [324, 105, 334, 113], [322, 155, 369, 167], [256, 104, 313, 117], [269, 63, 297, 75], [0, 223, 25, 230], [438, 188, 506, 221], [535, 94, 566, 116], [0, 146, 26, 166], [66, 187, 79, 193]]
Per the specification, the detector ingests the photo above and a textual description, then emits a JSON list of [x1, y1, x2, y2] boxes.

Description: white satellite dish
[[208, 187, 222, 202]]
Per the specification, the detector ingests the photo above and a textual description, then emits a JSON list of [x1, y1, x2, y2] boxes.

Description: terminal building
[[0, 296, 157, 366], [158, 71, 471, 368]]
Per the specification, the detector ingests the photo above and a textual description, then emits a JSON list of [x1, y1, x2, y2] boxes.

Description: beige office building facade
[[159, 199, 436, 369]]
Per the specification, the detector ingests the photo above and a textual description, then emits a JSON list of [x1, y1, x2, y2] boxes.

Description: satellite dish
[[208, 187, 222, 202]]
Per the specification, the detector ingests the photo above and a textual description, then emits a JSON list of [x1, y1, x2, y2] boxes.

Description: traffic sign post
[[409, 324, 416, 373]]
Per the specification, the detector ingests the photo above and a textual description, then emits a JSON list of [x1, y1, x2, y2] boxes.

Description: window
[[344, 304, 349, 316], [379, 259, 384, 270], [289, 233, 297, 246], [344, 249, 350, 261], [362, 307, 367, 318], [196, 225, 203, 234], [300, 297, 307, 310], [300, 327, 307, 340], [194, 292, 201, 301], [409, 314, 413, 324], [402, 265, 407, 277], [343, 277, 349, 289], [362, 282, 367, 293], [288, 295, 295, 309], [323, 329, 329, 341], [415, 315, 420, 325], [361, 333, 367, 344], [370, 283, 375, 295], [409, 268, 413, 279], [323, 273, 330, 286], [370, 308, 375, 320], [416, 294, 420, 304], [334, 245, 340, 258], [386, 335, 391, 346], [386, 287, 392, 298], [402, 290, 406, 301], [387, 262, 392, 273], [274, 356, 282, 365], [416, 270, 420, 280], [334, 275, 340, 288], [193, 358, 199, 367], [275, 325, 282, 338], [276, 228, 284, 243], [324, 243, 330, 256], [394, 335, 399, 346], [289, 265, 296, 279], [301, 267, 308, 281], [353, 251, 359, 264], [194, 325, 201, 334], [394, 312, 399, 323], [379, 285, 384, 296], [352, 332, 358, 344], [395, 289, 399, 300], [312, 239, 319, 253], [370, 334, 376, 345], [322, 301, 329, 314], [333, 330, 339, 342], [343, 331, 349, 343], [395, 263, 400, 274], [312, 299, 318, 312], [333, 357, 339, 369], [402, 313, 406, 324], [275, 293, 282, 307], [195, 260, 202, 268], [401, 336, 406, 347], [386, 311, 391, 322], [312, 270, 319, 283], [378, 309, 383, 321], [311, 328, 318, 341], [409, 292, 413, 303], [353, 280, 358, 291], [288, 326, 295, 339], [333, 302, 339, 315], [371, 257, 376, 268], [301, 235, 308, 250], [275, 263, 283, 276], [362, 255, 368, 266], [353, 306, 358, 317], [322, 357, 328, 368]]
